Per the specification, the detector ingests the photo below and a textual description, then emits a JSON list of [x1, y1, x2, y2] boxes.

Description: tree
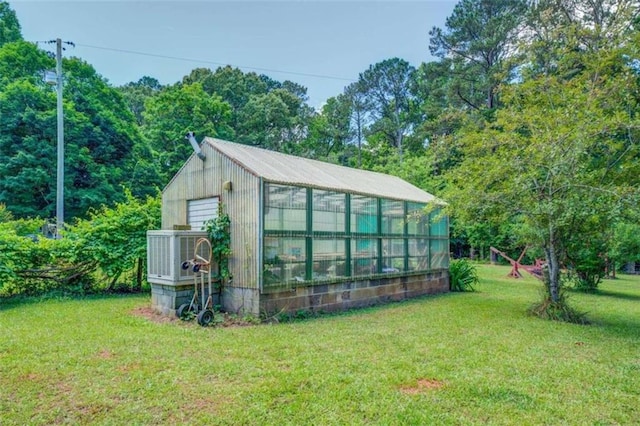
[[444, 47, 640, 319], [524, 0, 639, 78], [343, 81, 370, 167], [0, 42, 159, 219], [142, 82, 234, 180], [302, 94, 352, 162], [358, 58, 419, 158], [117, 76, 163, 125], [429, 0, 527, 110], [0, 41, 51, 88], [236, 90, 293, 151], [0, 1, 21, 47]]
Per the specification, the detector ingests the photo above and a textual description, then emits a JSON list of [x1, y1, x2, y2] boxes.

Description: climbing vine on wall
[[204, 205, 231, 283]]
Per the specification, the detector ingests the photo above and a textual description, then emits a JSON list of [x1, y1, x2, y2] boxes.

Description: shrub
[[449, 258, 478, 292], [0, 193, 160, 298]]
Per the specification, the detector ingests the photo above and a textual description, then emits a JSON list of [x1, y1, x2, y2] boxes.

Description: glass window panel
[[407, 202, 429, 236], [429, 209, 448, 237], [408, 238, 429, 271], [263, 237, 306, 286], [312, 190, 345, 233], [381, 199, 404, 235], [350, 195, 378, 234], [312, 239, 346, 281], [382, 238, 405, 272], [264, 184, 306, 232], [351, 238, 378, 276], [430, 239, 449, 269]]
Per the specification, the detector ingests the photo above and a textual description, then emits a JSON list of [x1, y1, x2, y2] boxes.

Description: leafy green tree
[[524, 0, 638, 78], [0, 79, 57, 217], [301, 94, 352, 162], [236, 90, 293, 151], [609, 222, 640, 272], [429, 0, 527, 110], [444, 46, 640, 317], [358, 58, 419, 157], [0, 41, 52, 88], [142, 82, 233, 180], [0, 41, 159, 219], [0, 1, 21, 47], [117, 76, 163, 125], [183, 66, 269, 127]]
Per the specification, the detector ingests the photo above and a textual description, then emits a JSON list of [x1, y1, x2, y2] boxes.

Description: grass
[[1, 264, 639, 425]]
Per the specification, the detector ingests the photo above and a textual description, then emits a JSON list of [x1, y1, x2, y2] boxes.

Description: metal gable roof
[[204, 138, 439, 204]]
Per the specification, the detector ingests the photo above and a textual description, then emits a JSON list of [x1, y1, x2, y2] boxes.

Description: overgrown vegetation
[[0, 193, 160, 297]]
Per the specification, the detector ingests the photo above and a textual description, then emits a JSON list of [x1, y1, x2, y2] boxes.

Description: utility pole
[[45, 38, 72, 238], [55, 38, 64, 238]]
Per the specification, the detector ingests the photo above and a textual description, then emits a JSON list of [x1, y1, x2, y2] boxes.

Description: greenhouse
[[148, 138, 449, 316]]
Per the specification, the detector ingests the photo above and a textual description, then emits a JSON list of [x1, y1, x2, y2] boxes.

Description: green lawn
[[1, 264, 639, 425]]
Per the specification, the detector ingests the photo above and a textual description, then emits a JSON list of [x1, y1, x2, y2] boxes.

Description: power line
[[74, 43, 356, 83]]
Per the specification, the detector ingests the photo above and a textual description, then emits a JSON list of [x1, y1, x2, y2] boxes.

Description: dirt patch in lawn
[[399, 378, 445, 395], [131, 306, 179, 323]]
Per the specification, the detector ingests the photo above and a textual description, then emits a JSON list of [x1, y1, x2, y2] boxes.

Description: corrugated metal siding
[[221, 151, 261, 290], [162, 143, 261, 290], [205, 138, 441, 204]]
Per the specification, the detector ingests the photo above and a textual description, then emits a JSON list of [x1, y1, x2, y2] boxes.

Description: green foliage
[[142, 82, 234, 180], [117, 76, 163, 125], [357, 58, 419, 156], [0, 41, 160, 220], [609, 222, 640, 267], [0, 218, 88, 296], [448, 258, 478, 292], [0, 193, 160, 297], [429, 0, 527, 109], [204, 206, 231, 281], [0, 2, 21, 47], [0, 203, 12, 222], [67, 192, 161, 291], [444, 37, 640, 305]]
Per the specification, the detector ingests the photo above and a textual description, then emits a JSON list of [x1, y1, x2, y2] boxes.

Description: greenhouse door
[[187, 197, 219, 231]]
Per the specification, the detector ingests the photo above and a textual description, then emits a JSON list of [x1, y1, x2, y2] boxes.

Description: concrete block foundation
[[151, 282, 220, 316], [259, 270, 449, 316], [151, 270, 449, 317]]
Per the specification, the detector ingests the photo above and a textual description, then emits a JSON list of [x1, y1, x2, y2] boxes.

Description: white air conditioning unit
[[147, 230, 209, 285]]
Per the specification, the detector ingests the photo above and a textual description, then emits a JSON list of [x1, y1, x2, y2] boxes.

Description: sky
[[10, 1, 457, 108]]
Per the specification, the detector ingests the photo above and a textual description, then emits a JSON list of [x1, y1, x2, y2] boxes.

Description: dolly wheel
[[197, 309, 214, 326], [176, 303, 192, 320], [192, 264, 201, 273], [181, 261, 190, 270]]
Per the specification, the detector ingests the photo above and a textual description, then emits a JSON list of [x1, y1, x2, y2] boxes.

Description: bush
[[449, 258, 478, 292], [0, 193, 160, 298]]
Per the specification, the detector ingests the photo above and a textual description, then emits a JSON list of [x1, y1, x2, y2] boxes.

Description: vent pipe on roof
[[186, 131, 206, 161]]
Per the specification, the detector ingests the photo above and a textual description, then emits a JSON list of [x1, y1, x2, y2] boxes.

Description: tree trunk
[[545, 242, 560, 303], [136, 257, 143, 291]]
